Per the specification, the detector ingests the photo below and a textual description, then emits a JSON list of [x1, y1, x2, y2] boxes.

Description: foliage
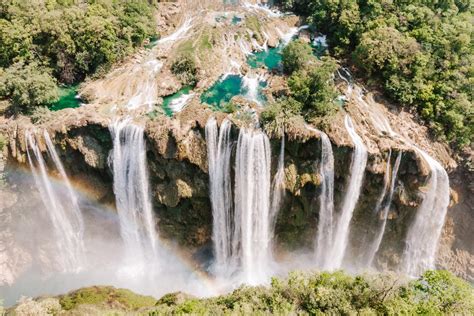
[[7, 271, 473, 314], [267, 45, 340, 129], [282, 39, 314, 74], [0, 133, 5, 151], [0, 62, 58, 112], [288, 57, 339, 116], [261, 97, 303, 136], [280, 0, 473, 148], [58, 286, 157, 311], [171, 55, 198, 86], [147, 270, 474, 315], [29, 106, 54, 124], [0, 0, 157, 111], [222, 101, 239, 113]]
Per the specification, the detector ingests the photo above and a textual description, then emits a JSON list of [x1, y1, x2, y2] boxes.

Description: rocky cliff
[[1, 93, 472, 280]]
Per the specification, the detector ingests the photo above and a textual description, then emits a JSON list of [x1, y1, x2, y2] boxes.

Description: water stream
[[109, 120, 160, 272], [329, 116, 368, 269], [206, 118, 234, 277], [234, 127, 273, 284], [365, 151, 402, 268], [25, 131, 86, 272], [401, 149, 450, 276], [315, 132, 335, 269]]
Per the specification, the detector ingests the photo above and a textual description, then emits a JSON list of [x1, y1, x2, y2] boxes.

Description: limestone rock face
[[0, 76, 471, 280]]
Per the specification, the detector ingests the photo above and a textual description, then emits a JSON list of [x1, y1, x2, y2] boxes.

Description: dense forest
[[1, 0, 472, 148], [279, 0, 473, 148], [0, 0, 157, 112]]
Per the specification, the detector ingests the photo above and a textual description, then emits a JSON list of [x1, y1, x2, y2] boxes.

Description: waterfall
[[238, 39, 253, 56], [270, 133, 285, 242], [168, 93, 194, 114], [126, 60, 163, 110], [242, 73, 265, 104], [329, 115, 368, 269], [109, 119, 159, 267], [401, 149, 450, 276], [25, 131, 85, 272], [157, 17, 193, 44], [234, 128, 272, 284], [205, 118, 234, 277], [365, 151, 402, 267], [278, 27, 298, 46], [315, 132, 335, 269]]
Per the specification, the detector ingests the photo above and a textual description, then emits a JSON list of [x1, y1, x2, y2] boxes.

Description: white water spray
[[401, 149, 450, 276], [158, 17, 193, 44], [25, 131, 85, 272], [168, 93, 194, 114], [126, 60, 163, 110], [270, 133, 285, 242], [365, 151, 402, 268], [242, 73, 266, 104], [234, 128, 272, 284], [315, 132, 335, 269], [206, 118, 234, 277], [109, 120, 160, 270], [329, 116, 368, 269]]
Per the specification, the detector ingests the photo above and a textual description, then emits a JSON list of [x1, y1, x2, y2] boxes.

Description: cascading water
[[234, 127, 272, 284], [242, 73, 266, 104], [329, 115, 368, 269], [157, 17, 193, 44], [25, 131, 85, 272], [401, 149, 450, 276], [109, 119, 160, 270], [270, 133, 285, 243], [365, 151, 402, 268], [314, 132, 335, 269], [126, 60, 163, 110], [205, 118, 234, 277]]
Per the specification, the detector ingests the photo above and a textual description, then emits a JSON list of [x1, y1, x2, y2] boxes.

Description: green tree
[[0, 62, 58, 111], [288, 57, 339, 116], [282, 39, 314, 74]]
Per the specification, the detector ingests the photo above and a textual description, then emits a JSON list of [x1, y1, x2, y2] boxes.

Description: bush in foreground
[[8, 270, 474, 315]]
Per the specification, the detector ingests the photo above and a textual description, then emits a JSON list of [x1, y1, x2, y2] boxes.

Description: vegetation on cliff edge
[[278, 0, 473, 148], [0, 0, 157, 112], [262, 40, 339, 136]]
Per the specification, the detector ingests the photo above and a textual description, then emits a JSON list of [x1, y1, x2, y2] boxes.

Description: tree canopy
[[279, 0, 473, 148], [0, 0, 157, 111]]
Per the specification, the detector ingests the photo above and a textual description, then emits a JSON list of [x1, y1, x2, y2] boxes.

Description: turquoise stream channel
[[162, 86, 193, 117], [200, 75, 243, 109], [49, 86, 81, 111], [200, 75, 267, 110], [247, 46, 283, 71]]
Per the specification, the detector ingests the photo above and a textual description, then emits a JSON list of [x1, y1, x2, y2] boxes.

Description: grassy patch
[[0, 134, 6, 151], [176, 40, 194, 56], [59, 286, 157, 311], [245, 15, 262, 41]]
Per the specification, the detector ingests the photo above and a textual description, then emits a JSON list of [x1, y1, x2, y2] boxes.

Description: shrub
[[59, 286, 157, 311], [282, 39, 314, 74], [0, 62, 58, 112], [287, 57, 339, 117], [171, 54, 198, 86]]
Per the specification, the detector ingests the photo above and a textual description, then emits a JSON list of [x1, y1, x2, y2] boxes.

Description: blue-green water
[[232, 15, 242, 25], [247, 46, 283, 70], [201, 75, 243, 109], [145, 35, 160, 49], [162, 86, 193, 117], [49, 86, 81, 111]]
